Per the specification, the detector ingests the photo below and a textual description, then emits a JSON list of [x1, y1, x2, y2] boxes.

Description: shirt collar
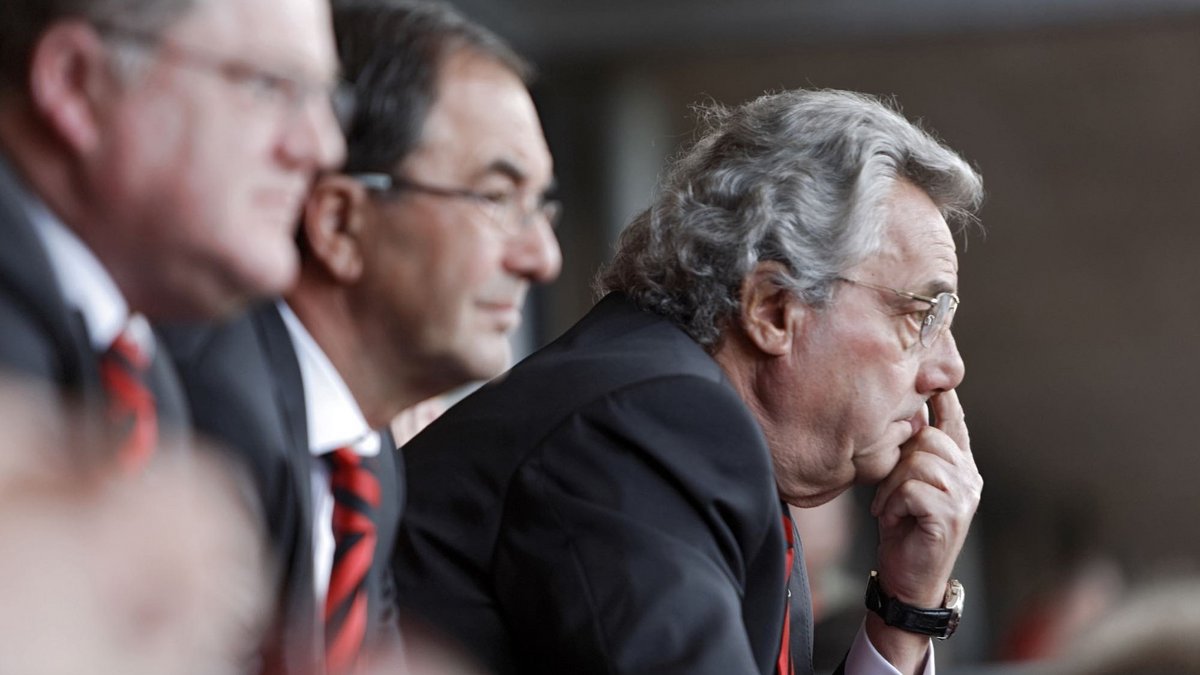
[[18, 172, 129, 352], [276, 301, 380, 458]]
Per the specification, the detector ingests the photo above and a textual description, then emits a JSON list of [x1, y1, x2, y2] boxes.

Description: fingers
[[873, 462, 982, 600], [874, 460, 982, 528], [930, 389, 970, 453], [875, 479, 952, 530], [870, 431, 960, 516], [870, 389, 982, 606], [870, 389, 974, 514], [873, 477, 975, 604]]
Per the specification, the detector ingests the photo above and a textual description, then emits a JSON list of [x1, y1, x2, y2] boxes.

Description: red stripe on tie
[[778, 511, 795, 675], [324, 447, 379, 674], [325, 531, 376, 619], [326, 592, 369, 675], [331, 509, 374, 532], [332, 470, 381, 507]]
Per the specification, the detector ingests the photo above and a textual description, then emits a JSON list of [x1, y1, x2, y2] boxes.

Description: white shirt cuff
[[844, 619, 935, 675]]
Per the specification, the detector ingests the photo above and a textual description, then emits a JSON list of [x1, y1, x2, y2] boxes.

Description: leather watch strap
[[864, 570, 964, 640]]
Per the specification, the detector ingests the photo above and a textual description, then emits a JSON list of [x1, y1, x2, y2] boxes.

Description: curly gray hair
[[596, 88, 983, 348]]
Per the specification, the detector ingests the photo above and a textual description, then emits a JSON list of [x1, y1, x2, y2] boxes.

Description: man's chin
[[477, 346, 514, 381], [854, 447, 903, 486], [232, 247, 300, 298], [167, 250, 298, 321], [451, 339, 514, 386]]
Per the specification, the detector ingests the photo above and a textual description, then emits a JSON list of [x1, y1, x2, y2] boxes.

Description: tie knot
[[105, 314, 154, 373], [99, 316, 157, 473], [107, 331, 149, 370], [326, 446, 361, 471]]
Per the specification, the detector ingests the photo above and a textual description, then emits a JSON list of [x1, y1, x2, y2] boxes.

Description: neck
[[711, 329, 769, 428], [712, 327, 831, 507], [286, 271, 432, 429]]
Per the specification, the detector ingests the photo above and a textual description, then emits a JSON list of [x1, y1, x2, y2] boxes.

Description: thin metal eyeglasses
[[349, 172, 562, 237], [94, 23, 356, 128], [836, 277, 959, 347]]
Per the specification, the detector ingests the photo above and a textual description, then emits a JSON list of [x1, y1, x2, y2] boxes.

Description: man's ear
[[737, 261, 805, 357], [28, 20, 112, 154], [299, 175, 370, 283]]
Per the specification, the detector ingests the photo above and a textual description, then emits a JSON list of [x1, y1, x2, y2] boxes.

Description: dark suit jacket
[[394, 293, 815, 675], [0, 154, 188, 446], [161, 304, 403, 675]]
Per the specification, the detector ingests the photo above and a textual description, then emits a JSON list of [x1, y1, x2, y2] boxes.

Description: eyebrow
[[474, 158, 525, 184], [902, 278, 960, 302], [921, 279, 958, 297], [474, 158, 558, 196], [874, 278, 955, 304]]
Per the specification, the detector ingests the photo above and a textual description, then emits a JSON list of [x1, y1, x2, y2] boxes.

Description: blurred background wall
[[446, 0, 1200, 667]]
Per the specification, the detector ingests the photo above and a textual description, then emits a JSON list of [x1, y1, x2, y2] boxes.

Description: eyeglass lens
[[490, 198, 561, 236], [920, 293, 958, 347]]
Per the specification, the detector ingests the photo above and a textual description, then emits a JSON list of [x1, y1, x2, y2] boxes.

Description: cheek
[[371, 222, 496, 320], [838, 323, 911, 389], [98, 101, 185, 204], [815, 334, 911, 433], [431, 232, 507, 301], [197, 116, 280, 196], [123, 110, 226, 225]]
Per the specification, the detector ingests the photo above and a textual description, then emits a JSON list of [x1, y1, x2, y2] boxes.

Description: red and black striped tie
[[778, 511, 796, 675], [325, 447, 380, 674], [99, 326, 157, 472]]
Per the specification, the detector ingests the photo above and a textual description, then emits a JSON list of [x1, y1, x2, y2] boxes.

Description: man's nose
[[505, 216, 562, 284], [280, 93, 347, 172], [917, 330, 965, 395]]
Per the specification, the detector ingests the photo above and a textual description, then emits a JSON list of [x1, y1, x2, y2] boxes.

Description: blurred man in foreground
[[394, 89, 984, 675], [163, 2, 560, 672], [0, 0, 346, 466], [0, 379, 270, 675]]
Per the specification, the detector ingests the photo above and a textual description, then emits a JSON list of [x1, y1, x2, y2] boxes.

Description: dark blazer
[[394, 293, 815, 675], [161, 304, 403, 675], [0, 154, 188, 443]]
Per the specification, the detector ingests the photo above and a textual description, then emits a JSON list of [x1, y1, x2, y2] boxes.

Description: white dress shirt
[[276, 301, 380, 606]]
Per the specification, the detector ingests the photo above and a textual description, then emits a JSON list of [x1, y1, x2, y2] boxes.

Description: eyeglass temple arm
[[839, 277, 940, 305], [345, 173, 393, 191]]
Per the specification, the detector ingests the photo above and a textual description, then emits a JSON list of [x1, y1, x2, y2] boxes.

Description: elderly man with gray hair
[[394, 88, 984, 675]]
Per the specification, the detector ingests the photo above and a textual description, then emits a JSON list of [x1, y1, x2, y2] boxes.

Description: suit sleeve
[[493, 374, 785, 675]]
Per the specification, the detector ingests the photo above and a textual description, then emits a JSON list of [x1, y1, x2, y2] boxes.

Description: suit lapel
[[0, 155, 98, 392], [363, 429, 402, 646], [146, 329, 192, 436], [787, 510, 815, 675], [252, 304, 323, 672], [253, 305, 315, 540]]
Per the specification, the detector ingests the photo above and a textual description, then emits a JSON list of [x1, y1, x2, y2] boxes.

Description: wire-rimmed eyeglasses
[[93, 22, 357, 128], [349, 172, 562, 237], [836, 277, 959, 347]]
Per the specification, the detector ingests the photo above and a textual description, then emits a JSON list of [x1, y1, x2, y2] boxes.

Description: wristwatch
[[864, 570, 964, 640]]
